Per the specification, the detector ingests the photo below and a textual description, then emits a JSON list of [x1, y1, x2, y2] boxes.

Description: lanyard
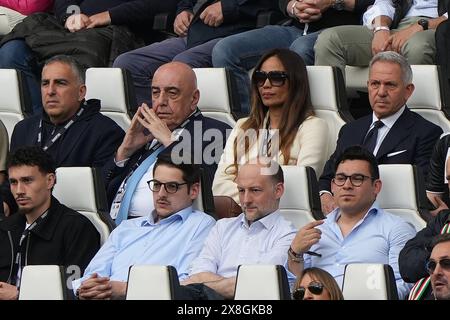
[[37, 104, 86, 151], [11, 210, 49, 286]]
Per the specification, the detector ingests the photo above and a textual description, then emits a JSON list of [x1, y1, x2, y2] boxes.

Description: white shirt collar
[[371, 106, 405, 129]]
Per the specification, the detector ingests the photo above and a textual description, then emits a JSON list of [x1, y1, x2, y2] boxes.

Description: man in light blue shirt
[[73, 156, 216, 299], [289, 146, 416, 299], [181, 158, 297, 299]]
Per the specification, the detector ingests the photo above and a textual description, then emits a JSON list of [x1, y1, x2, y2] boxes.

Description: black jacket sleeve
[[399, 210, 450, 283], [176, 0, 195, 15], [109, 0, 180, 26], [426, 133, 450, 193]]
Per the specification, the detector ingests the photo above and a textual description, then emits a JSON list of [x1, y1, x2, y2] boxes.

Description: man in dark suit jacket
[[2, 55, 124, 216], [319, 51, 443, 214], [104, 61, 230, 225]]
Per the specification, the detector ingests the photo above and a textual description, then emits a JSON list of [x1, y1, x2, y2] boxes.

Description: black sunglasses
[[253, 70, 289, 87], [426, 258, 450, 274], [293, 281, 324, 300]]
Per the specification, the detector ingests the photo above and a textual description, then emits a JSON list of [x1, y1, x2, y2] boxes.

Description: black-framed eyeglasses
[[426, 258, 450, 274], [253, 70, 288, 87], [147, 179, 188, 194], [332, 173, 375, 187], [293, 281, 324, 300]]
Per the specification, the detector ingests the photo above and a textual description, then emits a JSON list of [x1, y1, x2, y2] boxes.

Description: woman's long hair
[[229, 48, 314, 174], [295, 267, 344, 300]]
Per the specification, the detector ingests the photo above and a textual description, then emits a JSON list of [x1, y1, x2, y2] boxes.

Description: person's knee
[[314, 28, 342, 56], [113, 51, 137, 70], [0, 40, 32, 67], [403, 35, 436, 64], [211, 37, 240, 67]]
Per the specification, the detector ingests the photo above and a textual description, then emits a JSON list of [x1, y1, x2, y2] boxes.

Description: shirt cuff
[[363, 3, 395, 28], [114, 157, 129, 167]]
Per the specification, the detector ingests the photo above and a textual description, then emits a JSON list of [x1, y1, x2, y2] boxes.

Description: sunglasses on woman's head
[[253, 70, 288, 87], [292, 281, 324, 300]]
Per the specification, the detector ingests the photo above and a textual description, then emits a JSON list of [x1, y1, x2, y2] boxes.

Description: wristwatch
[[332, 0, 345, 11], [418, 18, 429, 30], [288, 247, 304, 263]]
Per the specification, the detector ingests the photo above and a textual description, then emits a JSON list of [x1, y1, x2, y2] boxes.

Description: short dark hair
[[44, 54, 86, 84], [431, 233, 450, 249], [153, 155, 200, 191], [334, 145, 379, 179], [7, 146, 56, 174]]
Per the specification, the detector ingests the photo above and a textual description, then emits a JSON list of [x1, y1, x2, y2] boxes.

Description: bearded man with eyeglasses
[[72, 156, 215, 300], [288, 145, 416, 300]]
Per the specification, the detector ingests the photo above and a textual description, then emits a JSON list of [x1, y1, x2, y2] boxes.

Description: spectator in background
[[73, 157, 215, 300], [213, 48, 328, 213], [289, 146, 416, 299], [0, 0, 179, 113], [319, 51, 442, 214], [113, 0, 278, 106], [428, 234, 450, 300], [426, 133, 450, 211], [0, 119, 7, 185], [315, 0, 447, 77], [180, 159, 296, 300], [104, 62, 229, 225], [0, 0, 53, 34], [1, 55, 124, 216], [399, 156, 450, 300], [0, 146, 100, 300], [293, 267, 344, 300], [212, 0, 374, 112]]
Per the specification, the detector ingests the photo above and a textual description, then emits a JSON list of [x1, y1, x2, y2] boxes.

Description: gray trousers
[[113, 37, 221, 105], [314, 17, 436, 75]]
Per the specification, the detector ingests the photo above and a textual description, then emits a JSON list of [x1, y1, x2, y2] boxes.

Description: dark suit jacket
[[176, 0, 277, 48], [103, 111, 231, 205], [319, 107, 443, 192]]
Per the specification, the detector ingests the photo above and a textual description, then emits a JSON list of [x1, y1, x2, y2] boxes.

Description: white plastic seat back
[[19, 265, 65, 300], [0, 69, 27, 141], [193, 68, 237, 127], [126, 265, 179, 300], [342, 264, 398, 300], [53, 167, 111, 245], [408, 65, 450, 132], [234, 265, 291, 300], [345, 66, 369, 97], [86, 68, 133, 130], [307, 66, 350, 159], [377, 164, 426, 231], [280, 166, 322, 230]]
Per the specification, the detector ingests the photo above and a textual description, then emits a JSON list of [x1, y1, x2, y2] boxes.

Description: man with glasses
[[399, 157, 450, 300], [319, 51, 442, 214], [289, 145, 416, 299], [72, 156, 216, 300]]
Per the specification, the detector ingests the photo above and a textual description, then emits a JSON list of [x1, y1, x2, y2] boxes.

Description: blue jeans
[[113, 37, 221, 105], [212, 25, 320, 113], [0, 39, 42, 114]]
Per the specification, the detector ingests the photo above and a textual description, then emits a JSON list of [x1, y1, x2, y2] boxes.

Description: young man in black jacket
[[0, 146, 100, 300]]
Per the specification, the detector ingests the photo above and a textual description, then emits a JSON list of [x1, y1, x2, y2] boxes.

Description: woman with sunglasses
[[213, 48, 328, 206], [293, 267, 344, 300]]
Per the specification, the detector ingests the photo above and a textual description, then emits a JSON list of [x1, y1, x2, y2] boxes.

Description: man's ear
[[47, 173, 56, 190], [79, 84, 87, 101], [274, 182, 284, 200], [189, 182, 200, 200], [191, 89, 200, 111]]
